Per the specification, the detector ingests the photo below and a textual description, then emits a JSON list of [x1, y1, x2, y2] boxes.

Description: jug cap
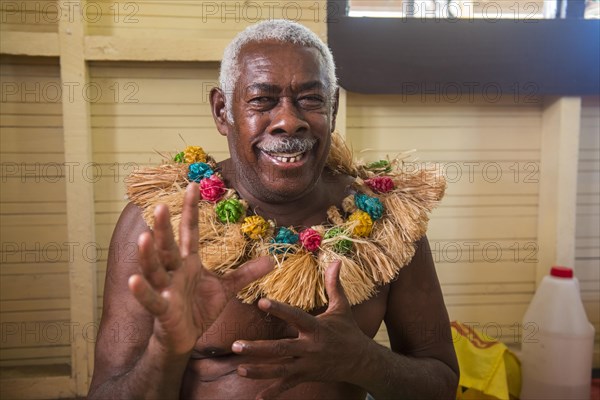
[[550, 266, 573, 278]]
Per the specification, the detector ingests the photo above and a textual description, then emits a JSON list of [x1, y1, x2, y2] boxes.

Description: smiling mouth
[[262, 150, 307, 164]]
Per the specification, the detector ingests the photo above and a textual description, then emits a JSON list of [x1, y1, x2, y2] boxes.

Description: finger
[[179, 183, 199, 257], [255, 380, 299, 400], [231, 338, 301, 358], [237, 361, 295, 380], [222, 256, 274, 294], [153, 204, 182, 271], [257, 298, 318, 333], [138, 231, 171, 290], [128, 274, 168, 316], [325, 260, 351, 311]]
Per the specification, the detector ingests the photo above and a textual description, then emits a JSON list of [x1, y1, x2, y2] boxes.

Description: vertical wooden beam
[[58, 0, 97, 395], [536, 97, 581, 285]]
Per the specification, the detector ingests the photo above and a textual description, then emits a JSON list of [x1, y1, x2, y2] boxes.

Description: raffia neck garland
[[125, 133, 446, 311]]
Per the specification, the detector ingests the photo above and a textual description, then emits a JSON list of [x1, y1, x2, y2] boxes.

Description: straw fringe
[[325, 131, 358, 176], [239, 253, 326, 311], [318, 251, 376, 306], [125, 137, 446, 311]]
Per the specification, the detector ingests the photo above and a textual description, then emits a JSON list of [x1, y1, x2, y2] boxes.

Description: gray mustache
[[258, 137, 316, 153]]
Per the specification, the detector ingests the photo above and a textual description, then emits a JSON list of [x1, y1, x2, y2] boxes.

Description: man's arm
[[353, 236, 459, 399], [88, 184, 273, 399], [232, 236, 459, 399], [88, 202, 189, 399]]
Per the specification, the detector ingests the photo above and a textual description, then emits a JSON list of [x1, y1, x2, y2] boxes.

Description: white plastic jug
[[520, 266, 595, 400]]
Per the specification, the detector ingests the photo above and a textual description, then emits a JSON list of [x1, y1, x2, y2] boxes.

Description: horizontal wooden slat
[[84, 36, 229, 62], [84, 1, 326, 38], [0, 374, 74, 398], [442, 282, 534, 296], [447, 303, 530, 327], [1, 346, 70, 362], [0, 298, 69, 313], [437, 262, 536, 285], [0, 274, 69, 301]]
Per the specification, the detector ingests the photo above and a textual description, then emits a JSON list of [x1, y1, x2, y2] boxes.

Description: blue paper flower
[[269, 227, 299, 254], [354, 193, 384, 221], [188, 162, 213, 182]]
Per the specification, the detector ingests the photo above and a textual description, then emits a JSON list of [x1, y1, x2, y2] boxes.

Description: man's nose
[[269, 98, 309, 135]]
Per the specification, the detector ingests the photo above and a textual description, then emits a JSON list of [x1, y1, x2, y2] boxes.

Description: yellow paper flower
[[348, 210, 373, 237], [184, 146, 207, 163], [241, 215, 270, 240]]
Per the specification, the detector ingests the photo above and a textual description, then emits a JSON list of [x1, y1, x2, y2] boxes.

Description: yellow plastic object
[[452, 321, 522, 400]]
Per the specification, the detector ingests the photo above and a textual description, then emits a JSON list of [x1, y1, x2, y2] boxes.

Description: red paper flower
[[200, 175, 225, 202], [365, 176, 395, 193], [299, 228, 322, 252]]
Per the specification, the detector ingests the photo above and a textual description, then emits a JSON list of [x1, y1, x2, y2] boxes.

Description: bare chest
[[191, 285, 390, 359]]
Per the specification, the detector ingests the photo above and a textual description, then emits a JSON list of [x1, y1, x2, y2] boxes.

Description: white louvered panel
[[576, 96, 600, 367], [347, 93, 543, 348], [0, 55, 71, 367]]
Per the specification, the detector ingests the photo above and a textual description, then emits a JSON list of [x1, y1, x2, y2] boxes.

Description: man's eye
[[249, 97, 275, 105], [298, 96, 325, 108]]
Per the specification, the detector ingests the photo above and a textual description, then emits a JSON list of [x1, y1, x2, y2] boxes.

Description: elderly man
[[88, 20, 458, 399]]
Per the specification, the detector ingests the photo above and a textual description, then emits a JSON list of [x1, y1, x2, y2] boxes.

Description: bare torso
[[181, 285, 389, 399]]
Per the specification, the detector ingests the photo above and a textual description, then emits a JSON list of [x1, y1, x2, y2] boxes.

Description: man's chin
[[253, 179, 315, 203]]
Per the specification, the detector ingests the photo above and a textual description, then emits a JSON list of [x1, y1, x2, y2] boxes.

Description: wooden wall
[[0, 0, 329, 397], [89, 61, 228, 319], [347, 93, 541, 347], [349, 94, 599, 368], [1, 56, 71, 367], [0, 1, 598, 398], [578, 97, 600, 365]]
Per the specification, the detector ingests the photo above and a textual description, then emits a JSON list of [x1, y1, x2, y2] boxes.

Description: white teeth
[[270, 152, 304, 163], [270, 151, 303, 158]]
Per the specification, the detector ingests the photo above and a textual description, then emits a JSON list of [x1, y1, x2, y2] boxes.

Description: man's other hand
[[231, 260, 370, 400]]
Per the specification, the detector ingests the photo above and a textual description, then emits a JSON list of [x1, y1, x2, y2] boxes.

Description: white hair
[[219, 19, 338, 122]]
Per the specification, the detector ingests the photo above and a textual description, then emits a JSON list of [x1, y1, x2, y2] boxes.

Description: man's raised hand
[[128, 183, 273, 355]]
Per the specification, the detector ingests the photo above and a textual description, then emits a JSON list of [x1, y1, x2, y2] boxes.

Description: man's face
[[224, 41, 336, 203]]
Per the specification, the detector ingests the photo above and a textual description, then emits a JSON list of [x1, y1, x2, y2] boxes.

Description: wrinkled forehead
[[235, 41, 329, 92]]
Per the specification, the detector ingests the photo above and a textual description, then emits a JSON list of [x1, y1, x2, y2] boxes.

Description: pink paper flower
[[365, 176, 395, 193], [299, 228, 322, 252], [200, 175, 225, 202]]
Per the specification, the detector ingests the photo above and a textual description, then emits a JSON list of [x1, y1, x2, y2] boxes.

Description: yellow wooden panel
[[0, 127, 64, 153], [0, 180, 67, 202], [0, 55, 71, 368], [1, 263, 68, 276], [440, 194, 539, 207], [84, 0, 327, 39], [0, 299, 70, 313], [437, 262, 537, 285], [0, 318, 72, 348], [1, 346, 71, 362], [0, 274, 70, 301], [0, 0, 59, 33], [447, 303, 530, 327], [428, 215, 538, 240], [347, 92, 543, 351], [442, 282, 535, 296], [89, 62, 230, 310], [0, 374, 74, 398]]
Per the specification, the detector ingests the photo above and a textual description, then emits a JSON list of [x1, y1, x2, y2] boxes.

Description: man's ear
[[330, 88, 340, 133], [210, 87, 231, 136]]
